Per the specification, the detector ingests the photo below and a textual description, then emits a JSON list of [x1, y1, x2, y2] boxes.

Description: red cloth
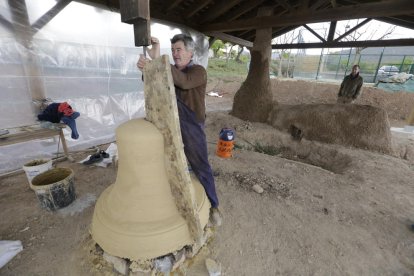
[[58, 102, 74, 117]]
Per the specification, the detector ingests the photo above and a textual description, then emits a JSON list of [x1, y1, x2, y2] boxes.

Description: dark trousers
[[61, 112, 80, 139], [177, 99, 219, 208]]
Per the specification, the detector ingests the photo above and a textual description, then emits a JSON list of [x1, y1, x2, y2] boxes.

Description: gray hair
[[170, 34, 195, 52]]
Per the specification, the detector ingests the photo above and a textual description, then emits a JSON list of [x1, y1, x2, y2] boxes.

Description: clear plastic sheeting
[[0, 1, 209, 174]]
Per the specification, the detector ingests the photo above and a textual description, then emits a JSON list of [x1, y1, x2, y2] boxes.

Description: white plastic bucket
[[23, 159, 53, 188]]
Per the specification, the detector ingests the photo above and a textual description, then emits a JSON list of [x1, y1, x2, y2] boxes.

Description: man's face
[[351, 66, 360, 76], [171, 41, 193, 70]]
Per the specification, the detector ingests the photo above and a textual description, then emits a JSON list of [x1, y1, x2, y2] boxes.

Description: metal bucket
[[31, 167, 76, 211]]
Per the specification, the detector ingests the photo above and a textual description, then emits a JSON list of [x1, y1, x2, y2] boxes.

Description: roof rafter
[[303, 24, 326, 42], [377, 17, 414, 30], [275, 0, 294, 13], [327, 21, 337, 41], [0, 14, 14, 32], [183, 0, 213, 18], [218, 0, 267, 22], [198, 0, 244, 24], [164, 0, 185, 13], [205, 31, 253, 47], [310, 0, 329, 11], [32, 0, 72, 33], [201, 0, 414, 32], [299, 0, 310, 11], [334, 18, 371, 41]]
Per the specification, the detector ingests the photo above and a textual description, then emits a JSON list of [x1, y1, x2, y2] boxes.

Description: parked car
[[377, 65, 399, 77]]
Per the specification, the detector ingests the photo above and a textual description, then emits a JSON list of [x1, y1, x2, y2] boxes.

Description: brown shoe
[[210, 208, 222, 227]]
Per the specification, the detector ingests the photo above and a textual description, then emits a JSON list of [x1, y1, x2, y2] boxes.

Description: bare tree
[[338, 20, 396, 66], [235, 46, 244, 63], [272, 30, 300, 77]]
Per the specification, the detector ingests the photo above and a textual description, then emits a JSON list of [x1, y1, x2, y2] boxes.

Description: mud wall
[[270, 79, 414, 121], [268, 103, 393, 154]]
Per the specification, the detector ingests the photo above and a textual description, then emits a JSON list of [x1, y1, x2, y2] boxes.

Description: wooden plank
[[201, 0, 414, 32], [0, 124, 67, 152], [143, 55, 203, 244], [0, 128, 59, 146]]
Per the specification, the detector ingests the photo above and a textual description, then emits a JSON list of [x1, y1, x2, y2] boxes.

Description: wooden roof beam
[[377, 17, 414, 31], [299, 0, 310, 12], [327, 21, 337, 41], [272, 25, 299, 39], [310, 0, 329, 11], [199, 0, 244, 24], [220, 0, 267, 22], [164, 0, 185, 13], [334, 18, 371, 41], [202, 0, 414, 32], [275, 0, 294, 13], [32, 0, 72, 33], [0, 14, 14, 32], [184, 0, 213, 18], [204, 31, 253, 48], [303, 24, 326, 42], [271, 38, 414, 49]]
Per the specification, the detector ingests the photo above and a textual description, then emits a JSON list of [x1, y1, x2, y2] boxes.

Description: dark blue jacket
[[37, 103, 63, 123]]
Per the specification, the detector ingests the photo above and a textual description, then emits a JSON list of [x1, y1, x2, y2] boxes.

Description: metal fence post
[[344, 48, 352, 77], [335, 53, 342, 79], [399, 55, 406, 72], [373, 47, 385, 83], [316, 49, 324, 79]]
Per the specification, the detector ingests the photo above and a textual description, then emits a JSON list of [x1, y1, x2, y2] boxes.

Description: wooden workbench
[[0, 124, 69, 158]]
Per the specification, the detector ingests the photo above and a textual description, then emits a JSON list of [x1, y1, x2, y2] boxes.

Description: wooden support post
[[231, 7, 274, 122], [8, 0, 46, 101], [59, 128, 69, 158], [143, 55, 203, 244]]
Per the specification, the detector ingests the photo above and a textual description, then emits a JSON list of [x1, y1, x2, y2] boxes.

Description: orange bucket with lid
[[216, 128, 235, 158]]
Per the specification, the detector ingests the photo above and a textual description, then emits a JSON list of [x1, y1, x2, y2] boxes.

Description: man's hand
[[136, 54, 149, 72], [146, 37, 160, 59], [136, 37, 160, 72]]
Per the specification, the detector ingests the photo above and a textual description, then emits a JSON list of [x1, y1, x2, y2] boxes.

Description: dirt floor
[[1, 77, 414, 275]]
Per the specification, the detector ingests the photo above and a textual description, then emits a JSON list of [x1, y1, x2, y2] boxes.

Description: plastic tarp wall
[[0, 0, 209, 174]]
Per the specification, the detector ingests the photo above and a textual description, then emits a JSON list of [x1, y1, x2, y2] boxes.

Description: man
[[337, 64, 363, 104], [137, 34, 222, 226]]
